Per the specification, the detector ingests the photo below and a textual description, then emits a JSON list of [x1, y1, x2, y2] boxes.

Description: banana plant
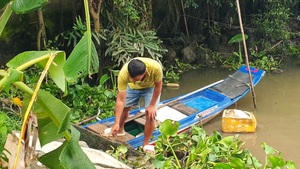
[[228, 33, 248, 66], [0, 0, 98, 168], [0, 51, 96, 169]]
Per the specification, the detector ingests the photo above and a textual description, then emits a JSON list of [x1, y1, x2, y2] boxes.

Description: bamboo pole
[[236, 0, 257, 109]]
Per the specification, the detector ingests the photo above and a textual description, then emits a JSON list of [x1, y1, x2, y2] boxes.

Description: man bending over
[[108, 57, 163, 150]]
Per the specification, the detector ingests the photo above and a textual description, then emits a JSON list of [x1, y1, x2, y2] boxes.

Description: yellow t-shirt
[[117, 57, 163, 91]]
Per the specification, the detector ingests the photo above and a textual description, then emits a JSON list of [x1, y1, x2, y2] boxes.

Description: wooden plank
[[170, 103, 197, 115], [2, 133, 26, 169], [134, 117, 146, 125], [134, 117, 159, 127], [105, 111, 146, 127], [86, 123, 135, 143], [87, 123, 108, 134]]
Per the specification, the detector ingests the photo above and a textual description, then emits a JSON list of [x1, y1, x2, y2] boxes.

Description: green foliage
[[0, 50, 95, 168], [105, 27, 167, 66], [209, 22, 221, 36], [286, 45, 300, 61], [9, 65, 116, 124], [224, 33, 282, 71], [47, 16, 106, 50], [0, 110, 22, 147], [184, 0, 199, 8], [252, 0, 291, 43], [0, 113, 8, 147], [106, 145, 128, 161], [39, 127, 95, 169], [223, 34, 248, 70], [0, 90, 22, 149], [106, 122, 296, 168], [250, 49, 281, 71], [62, 75, 116, 123], [164, 70, 180, 84], [206, 52, 222, 66], [164, 59, 199, 83], [0, 0, 10, 9], [107, 68, 119, 92], [0, 3, 12, 35], [250, 0, 300, 63], [113, 0, 140, 22], [63, 32, 99, 84], [262, 142, 296, 169], [52, 17, 87, 48], [222, 54, 242, 70], [157, 119, 182, 168], [106, 144, 153, 168], [228, 34, 248, 44], [10, 0, 47, 14], [0, 0, 102, 168], [153, 122, 296, 169]]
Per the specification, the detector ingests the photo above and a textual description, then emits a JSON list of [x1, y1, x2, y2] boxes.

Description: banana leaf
[[0, 4, 13, 35], [11, 0, 47, 14], [6, 51, 66, 92], [39, 126, 96, 169], [0, 68, 23, 93], [23, 90, 71, 146], [63, 32, 99, 84], [228, 34, 248, 44]]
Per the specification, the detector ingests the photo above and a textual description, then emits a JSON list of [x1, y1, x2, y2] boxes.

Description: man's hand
[[111, 123, 120, 137], [146, 105, 157, 120]]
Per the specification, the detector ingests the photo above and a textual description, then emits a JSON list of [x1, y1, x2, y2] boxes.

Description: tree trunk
[[88, 0, 102, 33], [36, 9, 46, 50]]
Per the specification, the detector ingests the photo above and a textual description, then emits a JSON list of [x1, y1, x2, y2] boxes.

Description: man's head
[[128, 59, 146, 77], [128, 59, 146, 81]]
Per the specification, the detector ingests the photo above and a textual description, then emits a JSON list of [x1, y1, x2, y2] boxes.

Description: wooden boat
[[83, 65, 265, 149]]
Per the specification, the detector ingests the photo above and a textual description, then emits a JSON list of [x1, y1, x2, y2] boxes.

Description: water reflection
[[161, 63, 300, 166]]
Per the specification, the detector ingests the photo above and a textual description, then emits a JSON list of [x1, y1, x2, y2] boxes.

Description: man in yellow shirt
[[108, 57, 163, 151]]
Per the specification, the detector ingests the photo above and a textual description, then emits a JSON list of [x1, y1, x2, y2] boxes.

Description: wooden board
[[134, 117, 146, 125], [86, 123, 135, 143], [104, 112, 146, 127], [134, 117, 159, 127], [2, 133, 26, 169], [170, 103, 197, 115]]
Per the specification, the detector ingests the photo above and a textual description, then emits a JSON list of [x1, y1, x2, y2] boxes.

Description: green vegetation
[[0, 0, 101, 168], [223, 34, 248, 70], [0, 51, 97, 168], [107, 120, 296, 169], [163, 59, 200, 84], [62, 75, 116, 123], [155, 120, 295, 169], [106, 27, 167, 66]]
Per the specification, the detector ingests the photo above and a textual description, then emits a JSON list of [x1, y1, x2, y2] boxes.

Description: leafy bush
[[0, 111, 21, 167], [105, 27, 167, 66], [250, 49, 281, 71], [163, 59, 200, 83], [21, 66, 116, 124], [154, 120, 296, 169], [106, 120, 296, 168], [62, 74, 116, 123]]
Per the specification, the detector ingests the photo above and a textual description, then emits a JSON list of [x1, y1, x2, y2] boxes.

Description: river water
[[161, 61, 300, 167]]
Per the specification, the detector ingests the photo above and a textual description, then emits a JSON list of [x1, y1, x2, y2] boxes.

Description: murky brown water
[[161, 61, 300, 167]]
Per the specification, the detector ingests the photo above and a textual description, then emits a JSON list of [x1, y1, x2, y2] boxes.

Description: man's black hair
[[128, 59, 146, 78]]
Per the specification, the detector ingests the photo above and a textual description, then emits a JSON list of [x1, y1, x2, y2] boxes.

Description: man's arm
[[150, 80, 163, 106], [146, 80, 162, 120], [114, 91, 126, 125]]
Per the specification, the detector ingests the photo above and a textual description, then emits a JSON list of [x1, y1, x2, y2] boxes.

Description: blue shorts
[[125, 86, 160, 108]]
